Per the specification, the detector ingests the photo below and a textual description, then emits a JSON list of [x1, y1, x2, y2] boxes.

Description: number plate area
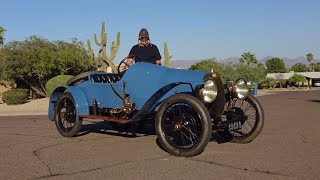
[[228, 121, 242, 131]]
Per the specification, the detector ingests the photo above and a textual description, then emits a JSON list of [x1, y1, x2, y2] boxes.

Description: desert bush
[[259, 78, 276, 89], [2, 89, 29, 105], [288, 74, 306, 87], [45, 75, 73, 97]]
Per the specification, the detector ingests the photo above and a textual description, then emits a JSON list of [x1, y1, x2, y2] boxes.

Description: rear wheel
[[225, 94, 264, 143], [54, 92, 82, 137], [155, 94, 212, 157]]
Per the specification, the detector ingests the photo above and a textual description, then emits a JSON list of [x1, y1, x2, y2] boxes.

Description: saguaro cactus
[[87, 21, 120, 72], [164, 42, 172, 68]]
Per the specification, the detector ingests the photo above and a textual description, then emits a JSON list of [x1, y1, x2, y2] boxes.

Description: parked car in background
[[313, 80, 320, 87]]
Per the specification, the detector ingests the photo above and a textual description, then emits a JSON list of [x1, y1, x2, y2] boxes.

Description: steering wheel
[[117, 55, 135, 77]]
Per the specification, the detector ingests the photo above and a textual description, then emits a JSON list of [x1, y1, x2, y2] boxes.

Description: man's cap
[[139, 28, 149, 38]]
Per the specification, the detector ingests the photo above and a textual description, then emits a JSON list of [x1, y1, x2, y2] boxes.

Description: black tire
[[54, 92, 82, 137], [155, 94, 212, 157], [66, 71, 95, 86], [226, 94, 264, 143]]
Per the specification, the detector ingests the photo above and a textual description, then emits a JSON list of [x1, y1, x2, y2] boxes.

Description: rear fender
[[48, 86, 89, 121]]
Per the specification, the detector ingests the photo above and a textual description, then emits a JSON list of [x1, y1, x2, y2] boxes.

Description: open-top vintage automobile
[[48, 57, 264, 157]]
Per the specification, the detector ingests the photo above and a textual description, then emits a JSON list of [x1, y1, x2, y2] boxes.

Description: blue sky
[[1, 0, 320, 63]]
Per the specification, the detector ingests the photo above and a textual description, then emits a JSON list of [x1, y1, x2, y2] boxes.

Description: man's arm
[[126, 46, 136, 68], [125, 58, 134, 68], [154, 45, 162, 65]]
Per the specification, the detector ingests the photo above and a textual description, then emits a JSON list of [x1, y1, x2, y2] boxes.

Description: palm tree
[[239, 52, 257, 66], [306, 53, 314, 72], [0, 26, 6, 46]]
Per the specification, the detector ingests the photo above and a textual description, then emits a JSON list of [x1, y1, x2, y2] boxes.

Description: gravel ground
[[0, 84, 49, 115], [0, 98, 49, 114]]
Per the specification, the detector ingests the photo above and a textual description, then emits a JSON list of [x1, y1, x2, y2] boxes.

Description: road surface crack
[[32, 143, 64, 179], [32, 161, 133, 179], [30, 136, 118, 179], [187, 158, 302, 178]]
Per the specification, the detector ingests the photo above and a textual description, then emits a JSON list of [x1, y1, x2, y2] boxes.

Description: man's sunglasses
[[140, 36, 149, 40]]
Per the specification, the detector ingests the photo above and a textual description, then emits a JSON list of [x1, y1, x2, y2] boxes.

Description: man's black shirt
[[129, 43, 162, 64]]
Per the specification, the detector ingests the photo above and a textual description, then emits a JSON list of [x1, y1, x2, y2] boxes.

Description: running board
[[79, 115, 130, 123]]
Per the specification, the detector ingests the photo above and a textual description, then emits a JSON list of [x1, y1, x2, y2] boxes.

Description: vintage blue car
[[48, 57, 264, 157]]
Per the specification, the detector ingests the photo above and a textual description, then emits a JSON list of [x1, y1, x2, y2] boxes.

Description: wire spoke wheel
[[224, 94, 264, 143], [155, 94, 211, 157], [162, 103, 202, 149], [57, 97, 76, 132], [54, 93, 82, 137]]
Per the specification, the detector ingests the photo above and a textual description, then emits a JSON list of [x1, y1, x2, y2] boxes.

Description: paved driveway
[[0, 90, 320, 180]]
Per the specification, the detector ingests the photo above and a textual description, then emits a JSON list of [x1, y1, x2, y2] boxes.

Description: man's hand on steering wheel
[[117, 55, 135, 77]]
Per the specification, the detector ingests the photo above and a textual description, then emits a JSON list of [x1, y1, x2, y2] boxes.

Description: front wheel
[[225, 94, 264, 143], [155, 94, 212, 157], [54, 92, 82, 137]]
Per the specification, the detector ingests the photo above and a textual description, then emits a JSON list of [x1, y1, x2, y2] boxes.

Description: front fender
[[130, 82, 196, 121], [48, 86, 89, 121]]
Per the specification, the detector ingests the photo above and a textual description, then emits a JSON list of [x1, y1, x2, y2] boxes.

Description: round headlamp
[[233, 78, 249, 99], [201, 80, 218, 103]]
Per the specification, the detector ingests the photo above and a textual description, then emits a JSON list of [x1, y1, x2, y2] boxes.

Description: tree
[[190, 58, 266, 83], [239, 52, 257, 66], [265, 57, 287, 73], [288, 74, 306, 87], [315, 62, 320, 72], [233, 63, 266, 82], [0, 26, 6, 46], [291, 63, 307, 72], [275, 73, 285, 88], [0, 36, 90, 97], [54, 39, 90, 75], [306, 53, 314, 72], [189, 58, 222, 74], [310, 63, 317, 72]]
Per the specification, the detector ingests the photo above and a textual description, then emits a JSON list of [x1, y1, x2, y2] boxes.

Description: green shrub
[[2, 89, 30, 105], [259, 78, 276, 89], [288, 74, 306, 87], [45, 75, 74, 97]]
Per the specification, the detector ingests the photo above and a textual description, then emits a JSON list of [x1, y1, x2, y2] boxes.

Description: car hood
[[123, 62, 208, 85]]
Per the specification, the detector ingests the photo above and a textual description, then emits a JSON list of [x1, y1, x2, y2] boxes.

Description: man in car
[[127, 28, 162, 66]]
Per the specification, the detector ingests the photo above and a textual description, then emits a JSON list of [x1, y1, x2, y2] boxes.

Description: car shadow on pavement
[[76, 119, 232, 153], [211, 131, 233, 144], [77, 120, 156, 138], [306, 99, 320, 103]]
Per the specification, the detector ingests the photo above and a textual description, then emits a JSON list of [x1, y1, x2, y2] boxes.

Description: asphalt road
[[1, 90, 320, 180]]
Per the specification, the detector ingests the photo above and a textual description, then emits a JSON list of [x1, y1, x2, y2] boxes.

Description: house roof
[[267, 72, 294, 79], [296, 72, 320, 79], [267, 71, 320, 80]]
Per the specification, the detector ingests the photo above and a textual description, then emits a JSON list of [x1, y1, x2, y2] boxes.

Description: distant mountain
[[171, 57, 319, 69], [221, 57, 239, 64], [170, 60, 198, 69]]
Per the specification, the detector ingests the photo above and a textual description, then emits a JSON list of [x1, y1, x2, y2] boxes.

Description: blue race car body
[[49, 62, 210, 121], [48, 60, 264, 157]]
